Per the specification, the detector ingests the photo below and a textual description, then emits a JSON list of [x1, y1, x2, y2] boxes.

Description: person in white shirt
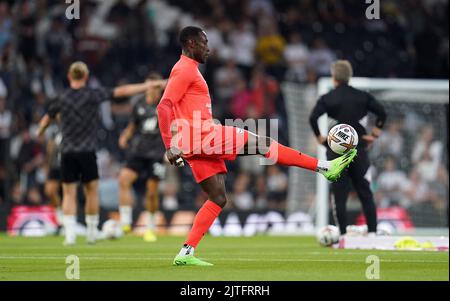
[[283, 32, 310, 82]]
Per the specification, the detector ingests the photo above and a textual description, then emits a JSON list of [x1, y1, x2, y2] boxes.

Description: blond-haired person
[[37, 62, 165, 245]]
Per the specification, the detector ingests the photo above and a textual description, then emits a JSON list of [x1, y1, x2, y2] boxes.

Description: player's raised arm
[[113, 80, 166, 98]]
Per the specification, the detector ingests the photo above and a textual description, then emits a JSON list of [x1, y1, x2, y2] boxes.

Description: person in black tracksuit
[[309, 60, 387, 235]]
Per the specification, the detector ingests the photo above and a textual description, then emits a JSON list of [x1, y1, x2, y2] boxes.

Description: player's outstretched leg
[[255, 135, 357, 182]]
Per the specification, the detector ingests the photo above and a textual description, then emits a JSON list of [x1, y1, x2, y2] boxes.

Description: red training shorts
[[184, 126, 249, 183]]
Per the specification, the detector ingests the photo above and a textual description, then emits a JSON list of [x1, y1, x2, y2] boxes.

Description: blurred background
[[0, 0, 448, 235]]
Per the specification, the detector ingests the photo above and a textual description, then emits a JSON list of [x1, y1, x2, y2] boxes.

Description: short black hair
[[179, 26, 204, 48]]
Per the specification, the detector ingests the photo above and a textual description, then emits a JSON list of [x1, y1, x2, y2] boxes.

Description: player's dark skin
[[165, 31, 273, 208]]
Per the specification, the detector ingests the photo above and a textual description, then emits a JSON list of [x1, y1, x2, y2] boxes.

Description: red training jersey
[[158, 55, 219, 155]]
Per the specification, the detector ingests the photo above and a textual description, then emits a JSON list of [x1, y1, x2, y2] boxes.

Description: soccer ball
[[327, 124, 358, 155], [376, 222, 394, 236], [101, 219, 123, 239], [317, 225, 340, 247]]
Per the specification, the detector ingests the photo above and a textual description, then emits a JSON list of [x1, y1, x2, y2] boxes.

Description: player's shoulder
[[347, 84, 368, 95], [56, 88, 75, 103], [65, 86, 96, 97], [61, 87, 75, 96], [173, 57, 195, 71], [319, 89, 335, 101], [87, 86, 108, 93], [338, 84, 372, 100], [350, 86, 375, 101]]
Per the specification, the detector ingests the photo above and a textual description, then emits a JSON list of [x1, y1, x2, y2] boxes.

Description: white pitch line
[[0, 256, 447, 264]]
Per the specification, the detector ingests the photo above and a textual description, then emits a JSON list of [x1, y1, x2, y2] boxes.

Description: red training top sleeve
[[156, 98, 175, 149]]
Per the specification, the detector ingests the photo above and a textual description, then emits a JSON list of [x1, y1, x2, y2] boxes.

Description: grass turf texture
[[0, 234, 448, 281]]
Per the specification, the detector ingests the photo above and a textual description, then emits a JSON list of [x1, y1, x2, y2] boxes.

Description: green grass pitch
[[0, 234, 448, 281]]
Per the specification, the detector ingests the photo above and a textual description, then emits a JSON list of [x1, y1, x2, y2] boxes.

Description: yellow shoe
[[143, 230, 157, 242], [122, 225, 132, 234]]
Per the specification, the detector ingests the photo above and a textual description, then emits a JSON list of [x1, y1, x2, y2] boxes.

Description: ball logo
[[336, 131, 349, 140], [328, 124, 358, 155]]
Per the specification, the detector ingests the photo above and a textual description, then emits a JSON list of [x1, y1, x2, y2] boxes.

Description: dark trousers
[[328, 148, 377, 234]]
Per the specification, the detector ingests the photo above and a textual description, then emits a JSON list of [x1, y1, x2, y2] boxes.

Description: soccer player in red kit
[[157, 26, 357, 266]]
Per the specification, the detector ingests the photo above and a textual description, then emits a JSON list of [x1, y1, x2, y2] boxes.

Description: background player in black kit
[[309, 60, 387, 236], [37, 62, 165, 246], [118, 72, 166, 242]]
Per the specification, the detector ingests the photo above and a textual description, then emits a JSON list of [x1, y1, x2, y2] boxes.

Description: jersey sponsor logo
[[142, 117, 158, 132]]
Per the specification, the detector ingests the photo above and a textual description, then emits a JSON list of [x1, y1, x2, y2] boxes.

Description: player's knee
[[63, 194, 76, 204], [210, 193, 227, 208]]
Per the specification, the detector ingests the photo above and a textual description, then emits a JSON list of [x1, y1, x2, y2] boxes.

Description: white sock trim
[[317, 160, 331, 174], [178, 245, 194, 256], [85, 214, 99, 241], [85, 214, 99, 225], [63, 215, 76, 243], [147, 212, 155, 231]]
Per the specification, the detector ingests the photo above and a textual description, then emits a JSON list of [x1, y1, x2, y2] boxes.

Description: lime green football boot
[[323, 149, 357, 182], [173, 255, 213, 266]]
